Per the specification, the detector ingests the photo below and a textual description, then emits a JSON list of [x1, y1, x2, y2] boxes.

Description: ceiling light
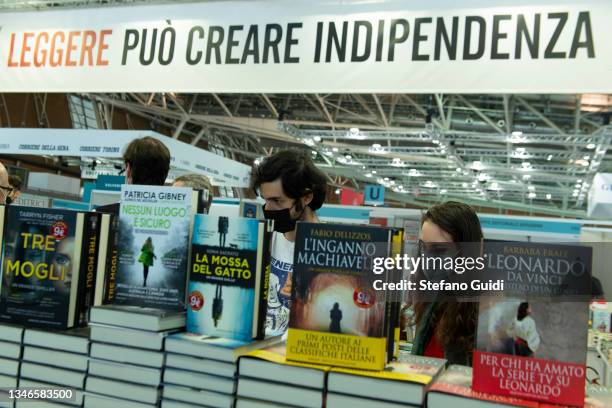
[[546, 193, 552, 200], [390, 180, 395, 185], [456, 168, 462, 172], [547, 155, 553, 161], [523, 174, 531, 180], [515, 147, 526, 153], [575, 184, 581, 188], [365, 173, 372, 178], [349, 127, 359, 134], [372, 143, 381, 148], [511, 131, 523, 136], [345, 154, 352, 160], [313, 136, 321, 142], [462, 183, 468, 188], [572, 191, 579, 197], [332, 147, 338, 152], [372, 170, 377, 174], [528, 185, 535, 191], [304, 139, 315, 146], [521, 161, 531, 168], [440, 189, 447, 194], [577, 179, 583, 183], [472, 161, 483, 170], [384, 177, 389, 181], [335, 189, 341, 195], [587, 143, 596, 149], [528, 192, 536, 199], [583, 155, 591, 160]]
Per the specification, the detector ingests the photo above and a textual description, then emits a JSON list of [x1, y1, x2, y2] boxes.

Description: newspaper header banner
[[0, 128, 251, 187], [0, 0, 609, 93]]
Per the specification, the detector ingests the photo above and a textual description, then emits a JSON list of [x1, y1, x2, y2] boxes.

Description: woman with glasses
[[410, 201, 483, 365]]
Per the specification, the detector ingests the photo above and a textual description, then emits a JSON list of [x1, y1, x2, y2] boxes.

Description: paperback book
[[286, 222, 392, 370], [187, 214, 272, 341], [473, 241, 592, 407], [112, 185, 193, 310], [0, 206, 87, 329]]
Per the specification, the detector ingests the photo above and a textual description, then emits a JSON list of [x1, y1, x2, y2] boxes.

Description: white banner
[[0, 0, 609, 93], [588, 173, 612, 219], [0, 129, 251, 187]]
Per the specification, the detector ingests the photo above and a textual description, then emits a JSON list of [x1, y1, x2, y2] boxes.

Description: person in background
[[411, 201, 483, 365], [172, 173, 213, 213], [8, 175, 22, 203], [96, 136, 171, 214], [252, 149, 328, 336], [507, 302, 541, 357], [0, 163, 12, 205]]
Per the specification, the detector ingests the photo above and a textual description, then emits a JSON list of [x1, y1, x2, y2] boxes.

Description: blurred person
[[138, 237, 157, 287], [411, 201, 483, 365], [507, 302, 541, 357], [8, 174, 22, 203], [0, 163, 12, 205], [252, 149, 328, 336], [172, 173, 213, 213], [96, 136, 171, 214]]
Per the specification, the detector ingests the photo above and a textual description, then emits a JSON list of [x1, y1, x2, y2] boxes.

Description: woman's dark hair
[[252, 149, 327, 210], [414, 201, 483, 359], [421, 201, 483, 242], [517, 302, 529, 321]]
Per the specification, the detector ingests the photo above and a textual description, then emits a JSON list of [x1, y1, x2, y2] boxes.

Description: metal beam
[[515, 96, 566, 135], [212, 93, 234, 117], [456, 95, 505, 135], [260, 94, 279, 118], [315, 94, 336, 130], [372, 94, 389, 128], [434, 94, 446, 127]]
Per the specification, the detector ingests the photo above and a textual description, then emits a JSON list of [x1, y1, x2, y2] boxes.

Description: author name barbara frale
[[373, 279, 505, 292]]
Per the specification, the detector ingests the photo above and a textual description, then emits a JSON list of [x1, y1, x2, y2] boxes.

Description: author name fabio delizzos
[[371, 254, 505, 292]]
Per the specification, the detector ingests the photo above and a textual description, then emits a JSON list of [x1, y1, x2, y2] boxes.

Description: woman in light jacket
[[507, 302, 541, 357]]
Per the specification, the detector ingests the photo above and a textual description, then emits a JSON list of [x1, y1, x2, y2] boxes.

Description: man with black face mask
[[253, 150, 328, 336], [0, 162, 13, 205]]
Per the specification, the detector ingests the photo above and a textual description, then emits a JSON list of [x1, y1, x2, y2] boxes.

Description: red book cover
[[428, 365, 540, 407], [472, 241, 592, 407]]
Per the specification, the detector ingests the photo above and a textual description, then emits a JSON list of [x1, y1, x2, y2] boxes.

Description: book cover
[[473, 241, 592, 407], [187, 214, 271, 341], [286, 222, 391, 370], [112, 185, 193, 310], [0, 206, 84, 329], [75, 212, 100, 325], [331, 355, 445, 385], [429, 365, 540, 408]]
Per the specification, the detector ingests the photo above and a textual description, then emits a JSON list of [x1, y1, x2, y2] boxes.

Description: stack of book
[[84, 305, 185, 408], [0, 324, 23, 407], [325, 355, 446, 408], [161, 333, 277, 408], [235, 342, 328, 408], [18, 327, 89, 408]]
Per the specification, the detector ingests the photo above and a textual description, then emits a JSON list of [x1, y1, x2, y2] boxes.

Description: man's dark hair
[[123, 136, 171, 185], [8, 175, 22, 191], [252, 150, 327, 211]]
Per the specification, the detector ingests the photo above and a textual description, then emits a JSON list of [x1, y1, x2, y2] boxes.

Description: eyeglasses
[[0, 185, 13, 195]]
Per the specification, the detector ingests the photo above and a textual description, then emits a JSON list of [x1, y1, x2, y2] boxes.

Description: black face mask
[[263, 202, 305, 233]]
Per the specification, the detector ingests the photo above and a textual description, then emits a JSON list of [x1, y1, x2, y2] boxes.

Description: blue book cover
[[113, 185, 193, 311], [187, 215, 271, 341], [0, 206, 85, 329]]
